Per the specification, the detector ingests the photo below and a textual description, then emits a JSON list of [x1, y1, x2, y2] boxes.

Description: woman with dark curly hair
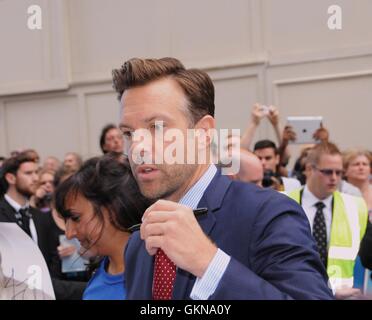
[[54, 153, 151, 300]]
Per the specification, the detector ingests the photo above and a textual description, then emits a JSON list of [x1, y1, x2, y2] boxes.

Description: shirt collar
[[179, 165, 217, 209], [303, 185, 333, 209], [4, 194, 29, 212]]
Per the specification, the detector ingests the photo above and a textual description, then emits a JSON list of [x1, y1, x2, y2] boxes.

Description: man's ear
[[304, 163, 313, 176], [194, 115, 215, 149], [4, 172, 16, 186]]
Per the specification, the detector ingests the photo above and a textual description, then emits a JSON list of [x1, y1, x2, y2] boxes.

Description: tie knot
[[315, 202, 325, 210], [19, 207, 30, 217]]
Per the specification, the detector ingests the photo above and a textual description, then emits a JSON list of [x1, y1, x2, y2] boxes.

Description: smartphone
[[260, 105, 270, 115], [287, 116, 323, 144], [59, 235, 88, 273]]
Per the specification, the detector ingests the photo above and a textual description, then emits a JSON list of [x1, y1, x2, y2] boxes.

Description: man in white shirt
[[0, 153, 40, 242], [287, 142, 368, 299]]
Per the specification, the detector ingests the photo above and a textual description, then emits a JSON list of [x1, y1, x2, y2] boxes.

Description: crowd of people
[[1, 57, 372, 300], [0, 124, 125, 299]]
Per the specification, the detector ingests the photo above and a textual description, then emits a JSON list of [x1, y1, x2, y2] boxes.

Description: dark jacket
[[125, 170, 334, 300]]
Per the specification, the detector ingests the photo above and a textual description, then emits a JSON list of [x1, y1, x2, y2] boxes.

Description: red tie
[[152, 249, 176, 300]]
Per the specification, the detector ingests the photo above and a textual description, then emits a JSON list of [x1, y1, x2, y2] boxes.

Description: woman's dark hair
[[99, 124, 117, 154], [54, 153, 151, 241]]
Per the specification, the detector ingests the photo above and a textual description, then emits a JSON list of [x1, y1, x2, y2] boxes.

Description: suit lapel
[[128, 240, 155, 299], [29, 208, 43, 247], [0, 198, 18, 223], [172, 170, 232, 299], [140, 246, 155, 299], [197, 170, 232, 237]]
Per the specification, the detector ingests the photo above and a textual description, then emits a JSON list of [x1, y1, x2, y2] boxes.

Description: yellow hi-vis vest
[[288, 189, 368, 290]]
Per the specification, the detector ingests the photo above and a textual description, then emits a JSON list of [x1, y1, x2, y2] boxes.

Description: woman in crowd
[[344, 150, 372, 271], [343, 149, 372, 214], [32, 169, 55, 212], [54, 153, 150, 300]]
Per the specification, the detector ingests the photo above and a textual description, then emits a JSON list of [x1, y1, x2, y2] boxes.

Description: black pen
[[128, 207, 208, 233]]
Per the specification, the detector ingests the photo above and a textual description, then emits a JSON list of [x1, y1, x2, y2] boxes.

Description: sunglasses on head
[[314, 167, 344, 177]]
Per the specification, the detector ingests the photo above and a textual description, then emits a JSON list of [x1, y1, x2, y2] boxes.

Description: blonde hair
[[342, 149, 372, 171], [305, 142, 341, 167]]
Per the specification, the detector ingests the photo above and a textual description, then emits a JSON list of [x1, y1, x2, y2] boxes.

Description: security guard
[[288, 142, 368, 299]]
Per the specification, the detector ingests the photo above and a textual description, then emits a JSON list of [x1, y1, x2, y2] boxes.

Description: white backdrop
[[1, 0, 372, 165]]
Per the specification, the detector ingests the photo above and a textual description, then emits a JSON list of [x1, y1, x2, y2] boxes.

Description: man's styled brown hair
[[0, 152, 36, 195], [306, 142, 341, 167], [112, 57, 215, 124]]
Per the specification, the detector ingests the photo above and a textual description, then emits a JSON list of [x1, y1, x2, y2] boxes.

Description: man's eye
[[151, 122, 164, 131], [122, 131, 133, 138], [70, 215, 80, 222]]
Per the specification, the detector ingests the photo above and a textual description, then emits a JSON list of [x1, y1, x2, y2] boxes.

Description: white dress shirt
[[4, 193, 38, 244], [301, 186, 333, 245], [177, 164, 231, 300]]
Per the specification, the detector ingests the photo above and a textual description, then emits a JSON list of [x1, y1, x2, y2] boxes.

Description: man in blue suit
[[113, 57, 333, 300]]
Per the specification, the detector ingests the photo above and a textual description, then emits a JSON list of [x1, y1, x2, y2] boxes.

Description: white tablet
[[287, 116, 323, 144]]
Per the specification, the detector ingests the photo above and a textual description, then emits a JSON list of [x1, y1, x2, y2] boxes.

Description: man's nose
[[65, 220, 77, 240], [331, 171, 339, 180]]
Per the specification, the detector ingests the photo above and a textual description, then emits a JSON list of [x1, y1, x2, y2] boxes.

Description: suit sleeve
[[209, 197, 334, 300]]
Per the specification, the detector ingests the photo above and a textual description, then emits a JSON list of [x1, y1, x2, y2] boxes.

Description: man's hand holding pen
[[140, 199, 218, 278]]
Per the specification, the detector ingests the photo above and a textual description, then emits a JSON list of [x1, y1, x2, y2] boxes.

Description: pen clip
[[127, 207, 208, 233], [193, 207, 208, 217]]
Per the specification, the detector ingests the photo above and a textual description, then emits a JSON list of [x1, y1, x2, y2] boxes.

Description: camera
[[260, 105, 270, 115], [262, 170, 275, 188], [44, 192, 53, 202]]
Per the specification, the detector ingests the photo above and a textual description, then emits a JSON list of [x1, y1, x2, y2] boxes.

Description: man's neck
[[306, 184, 331, 201], [166, 164, 210, 202], [5, 188, 28, 207]]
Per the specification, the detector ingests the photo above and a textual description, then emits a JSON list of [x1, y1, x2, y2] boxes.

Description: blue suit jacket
[[125, 171, 334, 299]]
